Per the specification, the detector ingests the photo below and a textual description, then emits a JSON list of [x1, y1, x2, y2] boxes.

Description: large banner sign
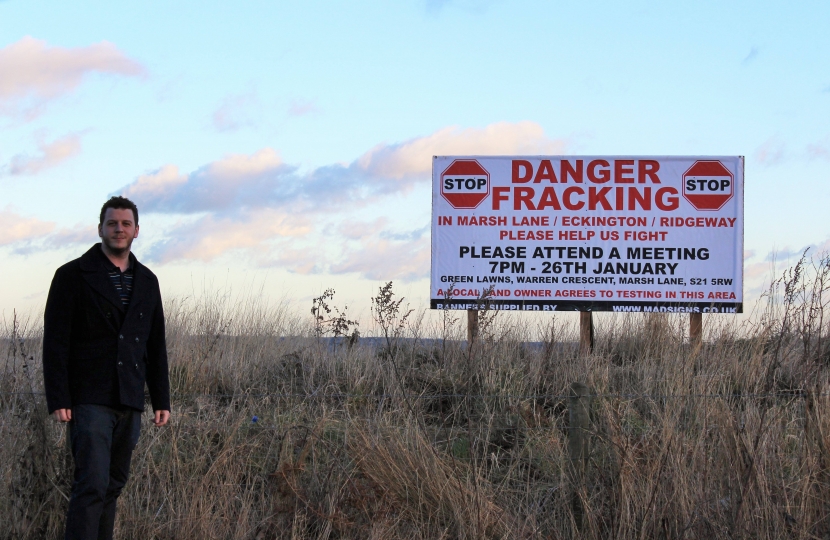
[[430, 156, 744, 313]]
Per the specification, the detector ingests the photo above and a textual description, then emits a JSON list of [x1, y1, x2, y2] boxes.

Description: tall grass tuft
[[3, 253, 830, 539]]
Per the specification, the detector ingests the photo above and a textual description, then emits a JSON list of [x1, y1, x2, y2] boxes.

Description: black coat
[[42, 244, 170, 413]]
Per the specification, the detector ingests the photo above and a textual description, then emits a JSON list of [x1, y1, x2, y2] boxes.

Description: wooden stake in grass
[[467, 309, 478, 344], [690, 312, 702, 350], [579, 311, 594, 355], [569, 382, 591, 532]]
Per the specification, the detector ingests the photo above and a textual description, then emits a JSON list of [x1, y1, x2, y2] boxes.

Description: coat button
[[139, 313, 143, 318], [135, 337, 140, 343], [135, 363, 138, 369], [118, 361, 123, 366], [106, 312, 111, 318], [119, 334, 124, 339]]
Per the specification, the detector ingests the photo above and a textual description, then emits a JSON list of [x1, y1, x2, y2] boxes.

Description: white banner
[[430, 156, 744, 313]]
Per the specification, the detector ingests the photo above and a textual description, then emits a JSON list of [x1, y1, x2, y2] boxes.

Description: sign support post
[[467, 309, 479, 344], [579, 312, 594, 355], [690, 312, 702, 350]]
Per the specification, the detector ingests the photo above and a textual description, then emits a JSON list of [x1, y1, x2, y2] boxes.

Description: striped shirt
[[97, 246, 135, 307], [108, 265, 134, 307]]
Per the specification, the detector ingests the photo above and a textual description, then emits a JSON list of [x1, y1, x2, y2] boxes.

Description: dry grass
[[3, 253, 830, 539]]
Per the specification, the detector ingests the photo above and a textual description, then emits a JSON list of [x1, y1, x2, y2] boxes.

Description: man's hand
[[53, 408, 72, 422], [153, 409, 170, 426]]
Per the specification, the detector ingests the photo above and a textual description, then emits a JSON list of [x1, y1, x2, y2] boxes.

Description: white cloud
[[208, 147, 284, 178], [114, 121, 567, 276], [754, 137, 786, 166], [121, 149, 297, 214], [356, 121, 568, 181], [6, 222, 95, 255], [0, 36, 145, 119], [212, 92, 259, 132], [7, 132, 83, 175], [741, 46, 759, 65], [806, 138, 830, 160], [261, 246, 324, 275], [338, 217, 389, 240], [44, 224, 97, 249], [0, 206, 97, 254], [119, 121, 568, 216], [0, 207, 55, 245], [288, 98, 318, 117], [258, 225, 430, 281], [745, 260, 772, 281], [121, 165, 188, 202], [145, 209, 312, 264], [742, 240, 830, 305], [330, 236, 430, 282], [142, 210, 430, 281]]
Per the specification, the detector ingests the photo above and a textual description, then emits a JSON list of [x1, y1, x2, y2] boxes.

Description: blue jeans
[[65, 404, 141, 540]]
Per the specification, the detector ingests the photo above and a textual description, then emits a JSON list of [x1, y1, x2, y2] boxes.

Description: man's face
[[98, 208, 139, 254]]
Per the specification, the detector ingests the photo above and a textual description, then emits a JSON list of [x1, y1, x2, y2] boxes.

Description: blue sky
[[2, 0, 829, 320]]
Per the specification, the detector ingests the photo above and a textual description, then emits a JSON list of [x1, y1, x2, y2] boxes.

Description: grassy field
[[3, 254, 830, 539]]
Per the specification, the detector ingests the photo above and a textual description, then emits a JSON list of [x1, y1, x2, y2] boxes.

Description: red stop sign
[[682, 160, 734, 211], [441, 160, 490, 209]]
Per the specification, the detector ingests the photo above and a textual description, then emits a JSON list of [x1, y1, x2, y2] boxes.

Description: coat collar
[[79, 244, 147, 313]]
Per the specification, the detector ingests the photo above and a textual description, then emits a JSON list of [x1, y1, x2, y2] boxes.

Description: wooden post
[[467, 309, 479, 344], [579, 311, 594, 355], [568, 382, 591, 530], [690, 312, 702, 350]]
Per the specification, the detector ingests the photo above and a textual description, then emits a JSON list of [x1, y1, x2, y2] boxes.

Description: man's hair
[[99, 196, 139, 226]]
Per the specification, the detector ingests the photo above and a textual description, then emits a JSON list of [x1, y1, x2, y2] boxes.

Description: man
[[43, 196, 171, 540]]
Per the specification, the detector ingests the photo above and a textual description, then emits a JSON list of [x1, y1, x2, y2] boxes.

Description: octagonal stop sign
[[441, 159, 490, 209], [682, 160, 734, 211]]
